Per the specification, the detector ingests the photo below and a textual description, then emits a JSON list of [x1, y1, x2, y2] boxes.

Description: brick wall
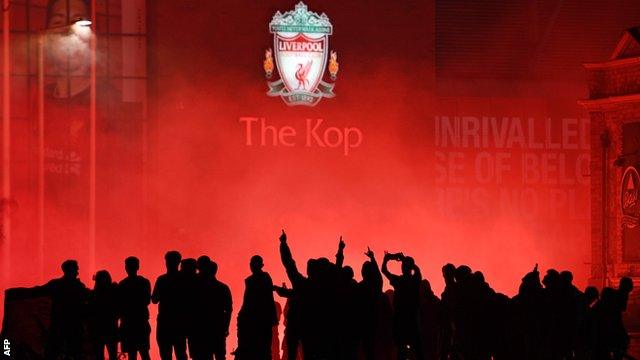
[[587, 60, 640, 99]]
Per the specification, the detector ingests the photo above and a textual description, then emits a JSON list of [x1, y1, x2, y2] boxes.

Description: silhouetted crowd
[[1, 230, 636, 360]]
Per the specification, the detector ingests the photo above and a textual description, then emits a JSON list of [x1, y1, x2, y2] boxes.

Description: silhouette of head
[[61, 259, 79, 279], [455, 265, 472, 283], [125, 256, 140, 276], [520, 268, 542, 295], [600, 287, 616, 307], [560, 270, 573, 286], [442, 263, 456, 284], [401, 256, 415, 276], [542, 269, 560, 289], [197, 255, 211, 274], [584, 286, 599, 305], [473, 271, 485, 284], [316, 257, 331, 274], [342, 266, 354, 281], [211, 261, 218, 277], [307, 259, 319, 279], [420, 279, 434, 297], [250, 255, 264, 274], [93, 270, 112, 290], [165, 250, 182, 272], [620, 276, 634, 293], [361, 260, 376, 280], [181, 258, 197, 275]]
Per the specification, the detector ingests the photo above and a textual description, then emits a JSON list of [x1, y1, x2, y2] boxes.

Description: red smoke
[[6, 0, 636, 354]]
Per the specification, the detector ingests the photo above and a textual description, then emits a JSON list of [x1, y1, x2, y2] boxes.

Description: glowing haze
[[8, 0, 640, 353]]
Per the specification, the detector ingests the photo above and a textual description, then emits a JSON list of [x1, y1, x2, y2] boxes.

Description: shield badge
[[622, 166, 640, 228], [265, 2, 338, 106]]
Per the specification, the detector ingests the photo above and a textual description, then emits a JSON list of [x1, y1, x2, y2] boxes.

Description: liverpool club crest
[[264, 2, 338, 106]]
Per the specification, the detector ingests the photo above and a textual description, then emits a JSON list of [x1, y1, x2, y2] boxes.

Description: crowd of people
[[2, 230, 636, 360]]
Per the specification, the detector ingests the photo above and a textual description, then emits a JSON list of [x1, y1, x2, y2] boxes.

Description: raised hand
[[338, 236, 345, 249], [365, 246, 375, 259], [384, 251, 403, 261], [279, 229, 287, 243], [273, 282, 286, 290]]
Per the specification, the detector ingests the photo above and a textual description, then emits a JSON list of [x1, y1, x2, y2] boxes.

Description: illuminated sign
[[622, 166, 640, 228], [264, 2, 339, 106]]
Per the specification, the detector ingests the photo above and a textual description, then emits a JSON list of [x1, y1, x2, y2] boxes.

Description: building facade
[[581, 27, 640, 345]]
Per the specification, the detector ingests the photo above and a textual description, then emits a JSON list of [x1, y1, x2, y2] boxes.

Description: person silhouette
[[272, 282, 300, 360], [191, 256, 233, 360], [272, 301, 283, 360], [276, 230, 307, 360], [42, 259, 88, 360], [336, 259, 359, 360], [179, 257, 199, 357], [191, 256, 210, 360], [439, 263, 457, 360], [556, 270, 582, 360], [357, 247, 383, 360], [418, 279, 441, 360], [118, 256, 152, 360], [540, 268, 565, 360], [152, 250, 188, 360], [382, 251, 424, 360], [611, 277, 634, 359], [580, 286, 600, 360], [89, 270, 119, 360], [235, 255, 277, 360], [210, 259, 233, 360], [278, 229, 336, 359]]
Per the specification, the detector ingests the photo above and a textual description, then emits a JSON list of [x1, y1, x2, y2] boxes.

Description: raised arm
[[335, 236, 345, 268], [273, 282, 295, 298], [5, 285, 49, 301], [365, 247, 383, 293], [279, 230, 305, 286], [413, 263, 422, 281], [381, 252, 401, 282]]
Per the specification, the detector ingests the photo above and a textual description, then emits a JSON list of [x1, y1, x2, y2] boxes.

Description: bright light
[[74, 19, 92, 27]]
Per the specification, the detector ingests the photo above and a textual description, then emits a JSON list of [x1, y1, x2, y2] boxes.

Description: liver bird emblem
[[295, 60, 313, 90], [263, 48, 274, 78], [329, 51, 339, 80]]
